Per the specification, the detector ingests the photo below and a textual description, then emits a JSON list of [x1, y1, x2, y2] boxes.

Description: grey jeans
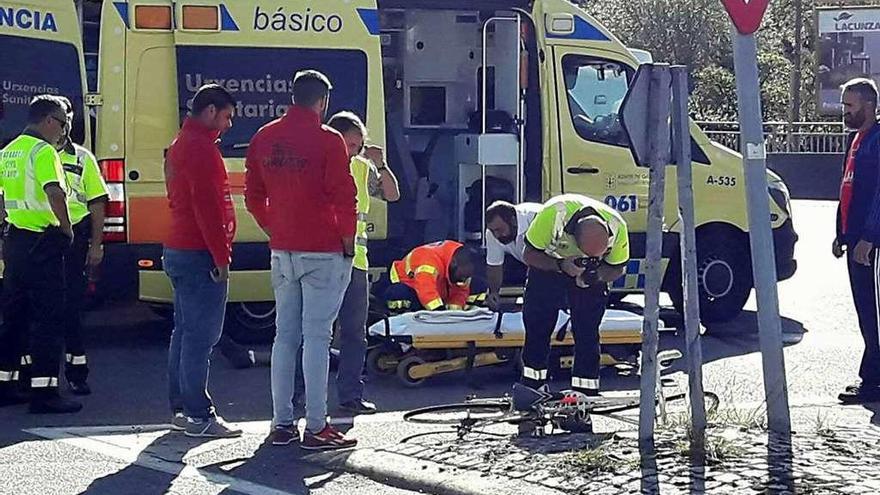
[[270, 250, 351, 432], [336, 268, 370, 404]]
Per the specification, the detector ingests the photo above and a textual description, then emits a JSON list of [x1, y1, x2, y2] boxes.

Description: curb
[[308, 448, 566, 495]]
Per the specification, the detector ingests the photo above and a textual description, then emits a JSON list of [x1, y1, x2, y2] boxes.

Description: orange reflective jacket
[[390, 240, 470, 310]]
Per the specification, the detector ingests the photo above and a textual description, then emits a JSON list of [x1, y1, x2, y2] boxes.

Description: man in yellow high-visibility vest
[[0, 95, 80, 413], [55, 97, 109, 396], [327, 112, 399, 416]]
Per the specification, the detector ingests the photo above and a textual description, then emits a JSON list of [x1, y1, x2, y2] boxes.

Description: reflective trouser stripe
[[425, 298, 444, 310], [387, 300, 411, 310], [522, 367, 548, 381], [0, 371, 15, 382], [572, 377, 600, 390], [467, 292, 487, 303], [66, 354, 87, 365], [20, 355, 32, 366], [31, 377, 59, 388]]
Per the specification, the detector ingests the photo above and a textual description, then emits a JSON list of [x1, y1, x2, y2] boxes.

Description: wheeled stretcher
[[366, 307, 653, 387]]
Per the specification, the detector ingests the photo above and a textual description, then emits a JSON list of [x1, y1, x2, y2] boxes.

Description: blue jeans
[[336, 268, 370, 404], [271, 251, 351, 432], [164, 248, 228, 420]]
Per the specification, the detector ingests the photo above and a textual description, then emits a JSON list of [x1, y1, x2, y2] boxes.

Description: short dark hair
[[292, 70, 332, 107], [486, 201, 517, 225], [327, 111, 367, 137], [28, 95, 66, 124], [57, 96, 74, 115], [842, 78, 879, 107], [192, 84, 235, 115]]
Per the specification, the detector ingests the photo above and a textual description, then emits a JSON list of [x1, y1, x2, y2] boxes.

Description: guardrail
[[696, 121, 849, 154]]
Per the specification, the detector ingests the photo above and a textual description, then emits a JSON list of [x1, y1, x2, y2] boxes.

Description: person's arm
[[448, 282, 470, 310], [412, 272, 446, 310], [35, 147, 72, 238], [597, 221, 630, 283], [326, 132, 357, 256], [190, 147, 232, 271], [244, 137, 270, 236], [45, 185, 72, 238], [485, 231, 506, 297], [364, 145, 400, 202], [81, 149, 109, 266], [853, 143, 880, 265]]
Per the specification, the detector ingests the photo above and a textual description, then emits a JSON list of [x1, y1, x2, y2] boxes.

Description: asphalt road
[[0, 199, 870, 494]]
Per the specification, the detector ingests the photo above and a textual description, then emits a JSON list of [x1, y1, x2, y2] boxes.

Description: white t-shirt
[[485, 202, 543, 266]]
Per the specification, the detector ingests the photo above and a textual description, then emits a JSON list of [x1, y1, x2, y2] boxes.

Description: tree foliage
[[584, 0, 818, 121]]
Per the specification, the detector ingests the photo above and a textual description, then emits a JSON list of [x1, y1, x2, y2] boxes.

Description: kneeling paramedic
[[385, 240, 480, 312], [516, 194, 629, 417]]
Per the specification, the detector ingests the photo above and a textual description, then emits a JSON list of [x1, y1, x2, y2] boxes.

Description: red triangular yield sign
[[720, 0, 770, 35]]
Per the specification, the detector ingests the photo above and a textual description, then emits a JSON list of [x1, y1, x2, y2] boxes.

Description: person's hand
[[486, 292, 501, 311], [363, 145, 385, 167], [832, 238, 845, 259], [342, 236, 356, 258], [61, 223, 74, 242], [854, 240, 874, 266], [211, 264, 230, 282], [559, 258, 585, 278], [86, 243, 104, 267]]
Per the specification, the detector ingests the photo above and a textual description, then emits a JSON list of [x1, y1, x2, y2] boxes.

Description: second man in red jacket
[[245, 70, 358, 450]]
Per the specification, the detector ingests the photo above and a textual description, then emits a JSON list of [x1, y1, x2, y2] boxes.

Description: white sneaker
[[184, 417, 243, 438]]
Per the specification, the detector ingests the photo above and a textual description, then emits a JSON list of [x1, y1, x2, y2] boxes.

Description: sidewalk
[[317, 402, 880, 495]]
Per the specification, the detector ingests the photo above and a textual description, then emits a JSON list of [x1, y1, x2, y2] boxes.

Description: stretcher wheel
[[397, 356, 428, 387], [366, 348, 399, 376]]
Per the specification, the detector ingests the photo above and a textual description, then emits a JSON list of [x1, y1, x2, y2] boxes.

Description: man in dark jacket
[[835, 78, 880, 404]]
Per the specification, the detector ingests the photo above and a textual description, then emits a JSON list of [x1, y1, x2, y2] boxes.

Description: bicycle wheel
[[590, 391, 720, 417], [403, 400, 512, 425]]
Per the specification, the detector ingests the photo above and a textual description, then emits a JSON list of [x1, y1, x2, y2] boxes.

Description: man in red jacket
[[245, 70, 358, 450], [164, 84, 241, 439]]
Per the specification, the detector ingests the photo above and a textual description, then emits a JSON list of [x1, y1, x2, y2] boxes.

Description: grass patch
[[568, 441, 639, 474]]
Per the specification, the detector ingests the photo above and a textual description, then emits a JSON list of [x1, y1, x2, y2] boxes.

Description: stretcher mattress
[[368, 308, 649, 348]]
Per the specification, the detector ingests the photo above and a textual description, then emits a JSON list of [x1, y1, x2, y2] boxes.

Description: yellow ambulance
[[0, 0, 797, 341]]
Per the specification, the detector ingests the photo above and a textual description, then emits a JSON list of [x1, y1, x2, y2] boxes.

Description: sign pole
[[671, 65, 707, 449], [638, 64, 672, 442], [731, 29, 792, 434]]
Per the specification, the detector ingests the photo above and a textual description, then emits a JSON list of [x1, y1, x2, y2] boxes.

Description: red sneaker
[[301, 425, 357, 451]]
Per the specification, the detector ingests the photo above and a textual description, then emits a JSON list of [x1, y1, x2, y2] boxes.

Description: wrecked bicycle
[[403, 349, 720, 438]]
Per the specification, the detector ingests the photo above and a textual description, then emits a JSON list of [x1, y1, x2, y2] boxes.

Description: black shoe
[[29, 395, 83, 414], [839, 385, 880, 404], [69, 381, 92, 396], [339, 399, 377, 415], [0, 389, 31, 407]]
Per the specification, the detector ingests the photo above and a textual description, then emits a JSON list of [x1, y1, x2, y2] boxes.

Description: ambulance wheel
[[225, 302, 277, 345], [666, 226, 752, 326], [397, 356, 428, 387], [367, 348, 400, 376]]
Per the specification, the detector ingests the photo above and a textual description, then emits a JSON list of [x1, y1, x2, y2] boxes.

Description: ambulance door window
[[561, 55, 632, 148]]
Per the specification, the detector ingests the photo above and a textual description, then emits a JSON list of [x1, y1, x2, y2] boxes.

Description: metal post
[[731, 30, 792, 434], [671, 66, 707, 449], [787, 0, 803, 151], [639, 65, 672, 442]]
